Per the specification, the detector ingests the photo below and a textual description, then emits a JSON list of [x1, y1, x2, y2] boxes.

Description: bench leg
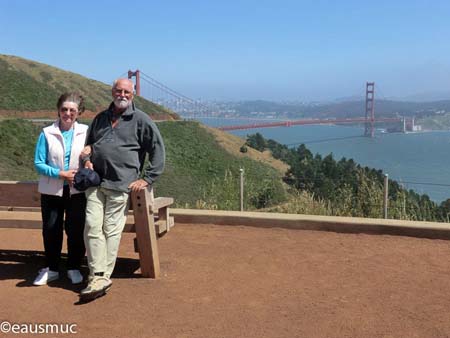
[[131, 188, 160, 278], [159, 206, 171, 232]]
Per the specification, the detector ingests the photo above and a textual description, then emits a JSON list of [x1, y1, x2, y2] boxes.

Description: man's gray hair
[[112, 78, 134, 90]]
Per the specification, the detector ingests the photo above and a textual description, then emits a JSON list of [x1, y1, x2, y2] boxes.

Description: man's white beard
[[114, 98, 130, 109]]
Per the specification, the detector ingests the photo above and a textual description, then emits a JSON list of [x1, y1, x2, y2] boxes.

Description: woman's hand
[[59, 170, 77, 186]]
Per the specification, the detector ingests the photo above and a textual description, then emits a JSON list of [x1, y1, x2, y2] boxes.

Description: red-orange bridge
[[217, 117, 403, 133]]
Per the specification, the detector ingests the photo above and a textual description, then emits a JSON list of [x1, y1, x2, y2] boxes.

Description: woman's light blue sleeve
[[34, 132, 60, 178]]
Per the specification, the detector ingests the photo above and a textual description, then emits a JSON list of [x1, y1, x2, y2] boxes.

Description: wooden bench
[[129, 188, 174, 278], [0, 181, 174, 278]]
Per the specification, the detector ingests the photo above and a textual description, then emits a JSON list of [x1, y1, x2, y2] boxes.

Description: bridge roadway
[[218, 117, 402, 131]]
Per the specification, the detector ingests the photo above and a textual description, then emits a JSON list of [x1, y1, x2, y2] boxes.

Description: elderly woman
[[33, 93, 89, 285]]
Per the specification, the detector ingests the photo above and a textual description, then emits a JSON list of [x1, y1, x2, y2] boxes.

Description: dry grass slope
[[202, 124, 289, 174]]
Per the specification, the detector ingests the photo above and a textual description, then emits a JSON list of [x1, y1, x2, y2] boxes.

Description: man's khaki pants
[[84, 187, 130, 278]]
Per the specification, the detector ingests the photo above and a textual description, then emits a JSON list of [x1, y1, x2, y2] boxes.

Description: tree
[[246, 133, 267, 152]]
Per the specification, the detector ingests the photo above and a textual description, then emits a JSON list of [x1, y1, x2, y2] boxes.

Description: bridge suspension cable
[[137, 71, 215, 118], [374, 83, 389, 102]]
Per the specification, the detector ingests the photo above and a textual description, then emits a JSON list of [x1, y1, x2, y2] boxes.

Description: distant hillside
[[0, 54, 178, 120], [229, 99, 450, 119], [229, 100, 307, 115], [301, 100, 450, 118], [416, 112, 450, 130]]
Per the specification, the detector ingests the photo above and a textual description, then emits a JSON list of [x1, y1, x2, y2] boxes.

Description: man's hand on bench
[[129, 179, 149, 193]]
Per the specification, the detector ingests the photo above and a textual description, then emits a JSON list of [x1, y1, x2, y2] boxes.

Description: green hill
[[0, 54, 178, 120], [0, 119, 40, 180]]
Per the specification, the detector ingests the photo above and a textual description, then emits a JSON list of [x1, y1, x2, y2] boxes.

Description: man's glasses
[[113, 88, 133, 96]]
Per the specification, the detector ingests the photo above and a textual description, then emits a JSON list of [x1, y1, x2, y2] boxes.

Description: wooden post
[[131, 187, 160, 278], [240, 168, 244, 211], [383, 174, 389, 219]]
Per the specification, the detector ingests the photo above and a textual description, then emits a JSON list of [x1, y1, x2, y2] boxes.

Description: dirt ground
[[1, 223, 450, 338]]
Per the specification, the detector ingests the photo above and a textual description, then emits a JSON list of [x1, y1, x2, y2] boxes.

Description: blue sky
[[2, 0, 450, 101]]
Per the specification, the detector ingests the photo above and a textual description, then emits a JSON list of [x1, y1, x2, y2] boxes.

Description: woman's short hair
[[56, 92, 85, 114]]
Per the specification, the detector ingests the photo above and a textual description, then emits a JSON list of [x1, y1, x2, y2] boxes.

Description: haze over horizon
[[2, 0, 450, 102]]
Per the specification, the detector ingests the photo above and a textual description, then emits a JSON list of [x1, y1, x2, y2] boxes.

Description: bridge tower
[[364, 82, 375, 137], [128, 70, 141, 96]]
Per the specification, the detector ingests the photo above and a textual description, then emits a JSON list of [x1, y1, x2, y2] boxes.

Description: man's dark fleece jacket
[[86, 102, 165, 193]]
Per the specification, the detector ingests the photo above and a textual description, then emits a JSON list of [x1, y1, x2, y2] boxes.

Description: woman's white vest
[[38, 121, 89, 196]]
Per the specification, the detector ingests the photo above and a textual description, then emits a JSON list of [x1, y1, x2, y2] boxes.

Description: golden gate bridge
[[127, 70, 406, 137], [216, 116, 402, 132]]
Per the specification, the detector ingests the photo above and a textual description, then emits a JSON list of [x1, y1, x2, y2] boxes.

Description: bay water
[[198, 118, 450, 203]]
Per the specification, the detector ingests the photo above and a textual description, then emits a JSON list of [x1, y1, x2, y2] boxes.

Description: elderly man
[[80, 78, 165, 301]]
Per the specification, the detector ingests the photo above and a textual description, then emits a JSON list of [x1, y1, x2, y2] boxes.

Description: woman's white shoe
[[33, 267, 59, 286]]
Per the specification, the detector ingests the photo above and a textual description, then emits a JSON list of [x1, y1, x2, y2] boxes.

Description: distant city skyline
[[2, 0, 450, 102]]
